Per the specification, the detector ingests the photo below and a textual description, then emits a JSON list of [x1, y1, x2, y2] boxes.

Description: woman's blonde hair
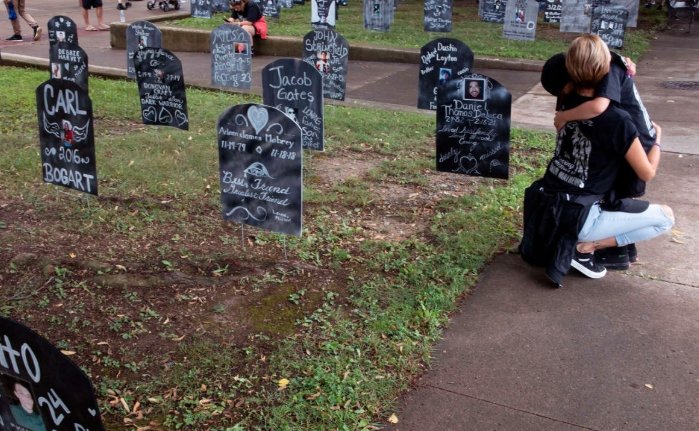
[[565, 34, 611, 90]]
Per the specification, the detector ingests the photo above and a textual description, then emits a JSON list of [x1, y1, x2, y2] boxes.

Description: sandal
[[98, 24, 110, 30], [85, 25, 98, 31]]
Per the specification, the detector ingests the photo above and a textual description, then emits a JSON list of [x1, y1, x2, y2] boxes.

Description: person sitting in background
[[225, 0, 268, 54]]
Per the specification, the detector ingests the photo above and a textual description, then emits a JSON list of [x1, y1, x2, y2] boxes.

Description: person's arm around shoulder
[[626, 122, 662, 182], [554, 97, 610, 130]]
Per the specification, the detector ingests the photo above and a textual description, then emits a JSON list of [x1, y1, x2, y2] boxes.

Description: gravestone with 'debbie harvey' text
[[49, 41, 89, 91], [424, 0, 452, 32], [126, 21, 163, 79], [211, 24, 252, 89], [418, 38, 474, 110], [47, 15, 78, 47]]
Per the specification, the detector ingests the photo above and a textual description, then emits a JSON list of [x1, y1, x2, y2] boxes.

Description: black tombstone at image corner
[[364, 0, 393, 31], [0, 317, 105, 431], [502, 0, 539, 41], [436, 74, 511, 180], [126, 21, 163, 79], [591, 5, 628, 48], [49, 41, 89, 91], [424, 0, 452, 32], [134, 48, 189, 130], [262, 59, 324, 151], [47, 15, 78, 46], [311, 0, 337, 28], [543, 0, 561, 22], [302, 29, 349, 101], [191, 0, 213, 18], [218, 103, 303, 236], [479, 0, 507, 22], [36, 79, 98, 195], [211, 24, 252, 90], [418, 38, 474, 110]]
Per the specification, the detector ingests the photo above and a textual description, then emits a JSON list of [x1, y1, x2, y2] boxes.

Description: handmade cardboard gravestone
[[424, 0, 452, 32], [218, 104, 303, 236], [302, 29, 349, 101], [479, 0, 507, 22], [36, 79, 97, 195], [543, 0, 562, 22], [294, 0, 305, 5], [591, 5, 628, 48], [49, 41, 89, 91], [280, 0, 294, 8], [338, 0, 347, 5], [311, 0, 337, 28], [614, 0, 638, 27], [212, 0, 230, 11], [436, 75, 511, 179], [364, 0, 393, 31], [503, 0, 539, 40], [47, 15, 78, 47], [418, 38, 474, 110], [211, 24, 252, 89], [191, 0, 213, 18], [560, 0, 612, 32], [262, 59, 324, 151], [126, 21, 163, 79], [134, 48, 189, 130], [0, 317, 105, 431], [261, 0, 282, 18]]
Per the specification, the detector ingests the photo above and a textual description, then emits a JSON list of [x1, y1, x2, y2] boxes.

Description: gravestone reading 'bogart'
[[218, 104, 303, 236], [418, 38, 474, 110], [424, 0, 452, 32], [364, 0, 393, 32], [262, 59, 324, 151], [312, 0, 337, 28], [591, 5, 628, 48], [126, 21, 163, 79], [134, 48, 189, 130], [502, 0, 539, 41], [36, 79, 97, 195], [211, 24, 252, 89], [191, 0, 213, 18], [436, 75, 511, 179], [49, 41, 89, 91], [302, 29, 349, 101], [261, 0, 282, 18], [0, 317, 105, 431], [479, 0, 507, 23], [47, 15, 78, 46]]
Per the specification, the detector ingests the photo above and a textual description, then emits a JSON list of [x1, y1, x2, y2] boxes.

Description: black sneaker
[[117, 2, 126, 9], [571, 250, 607, 279], [32, 26, 42, 41], [595, 246, 630, 271], [627, 243, 637, 263], [6, 34, 22, 41]]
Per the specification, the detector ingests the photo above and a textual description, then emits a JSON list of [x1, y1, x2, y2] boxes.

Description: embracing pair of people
[[520, 34, 675, 287]]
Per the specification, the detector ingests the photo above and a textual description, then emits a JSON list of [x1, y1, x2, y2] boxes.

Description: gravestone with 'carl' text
[[418, 38, 474, 110], [49, 41, 89, 91], [302, 29, 349, 101], [211, 24, 252, 89], [47, 15, 78, 46], [424, 0, 452, 32], [126, 21, 163, 79]]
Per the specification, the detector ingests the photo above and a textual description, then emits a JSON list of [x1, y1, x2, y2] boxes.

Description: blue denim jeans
[[578, 203, 674, 246]]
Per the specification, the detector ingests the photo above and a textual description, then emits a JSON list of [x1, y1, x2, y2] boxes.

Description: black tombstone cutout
[[191, 0, 213, 17], [47, 15, 78, 47], [418, 38, 474, 110], [479, 0, 507, 22], [134, 48, 189, 130], [543, 0, 562, 22], [212, 0, 230, 11], [503, 0, 539, 40], [591, 5, 628, 48], [302, 29, 349, 101], [211, 24, 253, 89], [280, 0, 294, 8], [49, 41, 89, 91], [311, 0, 337, 28], [261, 0, 282, 18], [615, 0, 638, 27], [36, 79, 97, 195], [364, 0, 392, 31], [560, 0, 612, 32], [126, 21, 163, 79], [436, 75, 511, 179], [424, 0, 452, 32], [0, 317, 105, 431], [294, 0, 305, 5], [262, 59, 324, 151], [218, 103, 303, 236], [338, 0, 348, 5]]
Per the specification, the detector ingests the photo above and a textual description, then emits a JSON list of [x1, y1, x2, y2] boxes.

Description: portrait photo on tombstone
[[464, 78, 485, 101], [438, 67, 452, 85], [0, 374, 48, 431]]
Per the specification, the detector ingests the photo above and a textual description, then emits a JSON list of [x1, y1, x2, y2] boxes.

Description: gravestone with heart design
[[47, 15, 78, 46], [48, 41, 89, 91], [126, 21, 163, 79]]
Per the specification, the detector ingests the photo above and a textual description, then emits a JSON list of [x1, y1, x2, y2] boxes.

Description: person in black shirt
[[225, 0, 268, 52]]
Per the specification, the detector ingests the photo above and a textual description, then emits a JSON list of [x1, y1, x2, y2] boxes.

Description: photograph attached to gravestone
[[543, 0, 562, 22], [418, 38, 474, 110], [49, 41, 89, 91], [134, 48, 189, 130], [261, 0, 282, 18], [191, 0, 213, 18], [311, 0, 337, 28], [479, 0, 507, 22], [502, 0, 539, 41], [302, 29, 349, 101], [47, 15, 78, 47], [126, 21, 163, 79], [591, 5, 628, 48], [262, 59, 324, 151], [217, 103, 303, 236], [364, 0, 393, 32], [424, 0, 452, 32], [0, 317, 105, 431], [436, 74, 511, 179], [211, 24, 253, 90], [36, 79, 97, 195]]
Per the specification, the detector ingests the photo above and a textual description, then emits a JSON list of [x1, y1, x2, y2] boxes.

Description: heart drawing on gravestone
[[143, 106, 157, 122], [159, 107, 172, 124], [175, 110, 187, 126], [88, 408, 97, 416], [247, 105, 268, 134]]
